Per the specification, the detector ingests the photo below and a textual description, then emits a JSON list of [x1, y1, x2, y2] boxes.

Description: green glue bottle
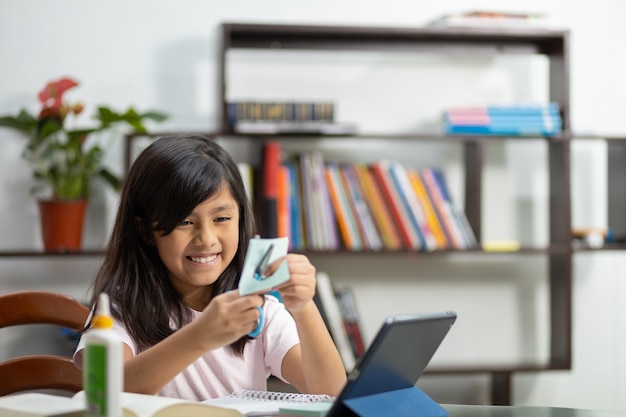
[[84, 293, 123, 417]]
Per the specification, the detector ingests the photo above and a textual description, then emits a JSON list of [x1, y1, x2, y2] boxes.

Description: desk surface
[[445, 405, 626, 417]]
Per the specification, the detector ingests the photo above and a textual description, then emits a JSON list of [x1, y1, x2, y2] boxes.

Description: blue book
[[284, 161, 305, 250], [387, 162, 427, 250], [445, 124, 561, 136]]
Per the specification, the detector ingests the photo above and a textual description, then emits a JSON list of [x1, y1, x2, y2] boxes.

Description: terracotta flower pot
[[37, 199, 87, 252]]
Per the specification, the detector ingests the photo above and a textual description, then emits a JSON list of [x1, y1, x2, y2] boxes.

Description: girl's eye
[[179, 220, 193, 226], [215, 216, 231, 223]]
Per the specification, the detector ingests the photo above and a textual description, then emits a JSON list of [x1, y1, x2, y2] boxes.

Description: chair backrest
[[0, 291, 90, 396]]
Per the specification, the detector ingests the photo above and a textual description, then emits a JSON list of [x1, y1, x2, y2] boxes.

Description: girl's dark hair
[[90, 135, 257, 355]]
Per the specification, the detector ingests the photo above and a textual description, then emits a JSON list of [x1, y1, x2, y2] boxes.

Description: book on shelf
[[388, 161, 438, 251], [300, 152, 339, 250], [427, 10, 549, 28], [261, 141, 281, 238], [407, 168, 449, 250], [420, 167, 477, 249], [284, 160, 306, 250], [238, 162, 254, 204], [0, 391, 245, 417], [339, 165, 384, 251], [227, 101, 335, 124], [233, 121, 358, 135], [335, 286, 366, 359], [277, 164, 291, 240], [203, 390, 333, 416], [315, 271, 356, 372], [430, 167, 477, 248], [445, 123, 561, 136], [419, 167, 465, 250], [371, 160, 424, 250], [324, 162, 364, 251], [443, 103, 562, 136], [352, 163, 403, 251]]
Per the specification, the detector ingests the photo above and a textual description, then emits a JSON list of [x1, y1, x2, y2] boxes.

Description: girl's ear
[[135, 217, 155, 247]]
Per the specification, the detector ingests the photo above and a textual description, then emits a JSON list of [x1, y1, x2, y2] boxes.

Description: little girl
[[74, 135, 346, 401]]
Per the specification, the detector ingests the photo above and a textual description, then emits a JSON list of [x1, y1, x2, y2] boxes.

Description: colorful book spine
[[298, 153, 317, 249], [353, 163, 403, 251], [227, 101, 334, 125], [339, 165, 383, 251], [307, 151, 339, 250], [284, 160, 305, 250], [261, 142, 281, 238], [277, 164, 291, 240], [445, 102, 560, 117], [444, 103, 562, 136], [445, 124, 561, 136], [388, 161, 437, 251], [335, 286, 366, 359], [324, 162, 363, 251], [371, 160, 423, 250], [407, 169, 449, 250], [430, 167, 477, 248], [419, 167, 464, 249]]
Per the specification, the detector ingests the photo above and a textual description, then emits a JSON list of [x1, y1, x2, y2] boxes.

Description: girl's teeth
[[191, 255, 217, 264]]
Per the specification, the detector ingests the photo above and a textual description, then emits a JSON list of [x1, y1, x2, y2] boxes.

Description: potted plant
[[0, 76, 168, 251]]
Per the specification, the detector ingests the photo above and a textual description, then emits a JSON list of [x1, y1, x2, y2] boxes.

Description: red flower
[[37, 77, 79, 119]]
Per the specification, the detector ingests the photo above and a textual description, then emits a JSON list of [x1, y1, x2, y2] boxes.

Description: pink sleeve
[[73, 313, 138, 368], [261, 295, 300, 382]]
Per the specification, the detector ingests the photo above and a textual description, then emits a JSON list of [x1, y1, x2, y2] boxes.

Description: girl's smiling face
[[153, 184, 240, 307]]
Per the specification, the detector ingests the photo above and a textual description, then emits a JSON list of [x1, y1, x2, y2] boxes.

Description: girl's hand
[[193, 290, 263, 350], [266, 253, 316, 314]]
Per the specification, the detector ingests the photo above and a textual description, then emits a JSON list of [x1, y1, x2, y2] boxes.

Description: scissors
[[248, 244, 283, 337]]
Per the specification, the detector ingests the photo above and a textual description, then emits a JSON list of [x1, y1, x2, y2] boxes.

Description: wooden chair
[[0, 290, 90, 395]]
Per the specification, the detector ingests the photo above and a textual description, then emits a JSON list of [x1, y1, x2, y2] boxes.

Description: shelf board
[[0, 249, 105, 258], [222, 22, 568, 56]]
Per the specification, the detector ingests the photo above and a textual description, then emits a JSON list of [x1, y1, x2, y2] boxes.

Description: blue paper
[[343, 386, 448, 417], [239, 237, 290, 296]]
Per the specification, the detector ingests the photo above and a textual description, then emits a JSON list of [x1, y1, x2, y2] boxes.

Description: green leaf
[[139, 111, 169, 122], [0, 109, 38, 134]]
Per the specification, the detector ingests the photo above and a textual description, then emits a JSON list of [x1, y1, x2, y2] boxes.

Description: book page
[[73, 391, 244, 417]]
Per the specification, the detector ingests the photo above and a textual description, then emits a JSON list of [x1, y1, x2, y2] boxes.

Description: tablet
[[326, 311, 457, 417]]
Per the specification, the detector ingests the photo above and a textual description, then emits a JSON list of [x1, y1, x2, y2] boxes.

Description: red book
[[353, 163, 402, 250], [261, 142, 281, 237], [371, 161, 421, 250]]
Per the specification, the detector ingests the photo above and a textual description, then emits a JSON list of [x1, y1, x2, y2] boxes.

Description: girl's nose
[[195, 224, 217, 246]]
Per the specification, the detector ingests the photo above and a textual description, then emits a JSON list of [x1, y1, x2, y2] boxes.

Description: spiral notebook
[[202, 389, 333, 416]]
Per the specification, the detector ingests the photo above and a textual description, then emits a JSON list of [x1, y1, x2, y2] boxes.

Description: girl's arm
[[121, 291, 263, 395], [273, 254, 347, 396]]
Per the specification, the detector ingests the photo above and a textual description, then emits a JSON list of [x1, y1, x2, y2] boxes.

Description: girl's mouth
[[189, 254, 218, 264]]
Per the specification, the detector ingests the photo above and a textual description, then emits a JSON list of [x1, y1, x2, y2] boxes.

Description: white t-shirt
[[74, 295, 300, 401]]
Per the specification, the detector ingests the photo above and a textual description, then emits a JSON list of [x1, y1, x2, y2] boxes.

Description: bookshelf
[[124, 23, 572, 405], [217, 22, 571, 406]]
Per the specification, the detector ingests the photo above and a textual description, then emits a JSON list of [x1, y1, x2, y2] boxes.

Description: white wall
[[2, 0, 626, 410]]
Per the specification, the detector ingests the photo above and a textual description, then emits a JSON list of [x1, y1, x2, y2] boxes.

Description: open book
[[0, 392, 244, 417], [202, 390, 333, 416]]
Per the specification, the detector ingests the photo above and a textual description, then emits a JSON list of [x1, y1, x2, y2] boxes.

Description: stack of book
[[227, 100, 357, 135], [427, 10, 549, 28], [443, 103, 562, 136], [259, 142, 478, 252]]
